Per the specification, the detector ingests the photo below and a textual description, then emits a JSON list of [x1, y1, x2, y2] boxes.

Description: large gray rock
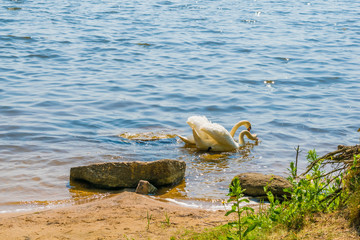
[[70, 159, 186, 189], [232, 172, 292, 199]]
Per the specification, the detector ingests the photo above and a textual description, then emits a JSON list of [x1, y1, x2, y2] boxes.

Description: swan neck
[[230, 120, 251, 137], [238, 130, 257, 146]]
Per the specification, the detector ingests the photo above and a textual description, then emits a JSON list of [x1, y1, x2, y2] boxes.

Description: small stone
[[135, 180, 157, 195]]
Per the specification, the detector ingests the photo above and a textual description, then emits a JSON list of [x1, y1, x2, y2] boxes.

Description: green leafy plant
[[225, 177, 258, 239], [181, 147, 359, 239], [263, 149, 346, 230], [245, 149, 348, 233]]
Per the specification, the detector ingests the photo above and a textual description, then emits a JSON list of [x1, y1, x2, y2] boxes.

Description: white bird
[[178, 116, 258, 152], [178, 116, 252, 145]]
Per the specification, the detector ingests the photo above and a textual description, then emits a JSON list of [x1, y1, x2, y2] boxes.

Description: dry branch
[[300, 145, 360, 177]]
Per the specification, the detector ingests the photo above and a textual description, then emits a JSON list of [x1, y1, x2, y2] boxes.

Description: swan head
[[230, 120, 252, 137], [252, 134, 258, 141], [244, 121, 252, 132]]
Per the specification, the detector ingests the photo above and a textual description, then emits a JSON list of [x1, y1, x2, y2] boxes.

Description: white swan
[[178, 116, 252, 145], [178, 116, 258, 152]]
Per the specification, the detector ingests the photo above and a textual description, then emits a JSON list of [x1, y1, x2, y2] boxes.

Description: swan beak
[[247, 126, 251, 132]]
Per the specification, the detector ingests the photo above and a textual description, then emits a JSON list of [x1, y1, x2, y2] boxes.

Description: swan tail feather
[[178, 135, 195, 145]]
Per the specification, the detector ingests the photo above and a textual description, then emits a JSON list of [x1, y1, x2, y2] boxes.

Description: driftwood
[[300, 145, 360, 177]]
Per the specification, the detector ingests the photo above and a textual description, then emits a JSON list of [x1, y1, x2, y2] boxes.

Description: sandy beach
[[0, 191, 230, 240]]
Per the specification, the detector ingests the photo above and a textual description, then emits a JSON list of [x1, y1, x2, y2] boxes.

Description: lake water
[[1, 0, 359, 212]]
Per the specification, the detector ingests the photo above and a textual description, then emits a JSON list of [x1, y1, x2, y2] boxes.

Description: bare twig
[[316, 171, 343, 196], [314, 166, 347, 180], [294, 145, 301, 178], [326, 188, 344, 208], [319, 187, 343, 204]]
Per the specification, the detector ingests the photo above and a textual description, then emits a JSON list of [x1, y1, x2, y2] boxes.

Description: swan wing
[[199, 123, 238, 149], [186, 116, 210, 130], [186, 116, 215, 148], [192, 129, 218, 150], [185, 116, 237, 151]]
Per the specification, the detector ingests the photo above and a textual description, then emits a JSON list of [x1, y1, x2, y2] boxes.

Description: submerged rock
[[135, 180, 158, 195], [232, 172, 292, 200], [70, 159, 186, 189]]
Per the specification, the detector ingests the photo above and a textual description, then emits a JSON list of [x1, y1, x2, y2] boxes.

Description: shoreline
[[0, 191, 231, 240], [0, 190, 230, 215]]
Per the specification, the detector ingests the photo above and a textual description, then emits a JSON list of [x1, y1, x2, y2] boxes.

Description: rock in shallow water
[[70, 159, 186, 189], [232, 172, 292, 199]]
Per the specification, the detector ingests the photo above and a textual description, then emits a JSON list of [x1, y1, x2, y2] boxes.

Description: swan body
[[178, 116, 258, 151], [178, 116, 252, 145]]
